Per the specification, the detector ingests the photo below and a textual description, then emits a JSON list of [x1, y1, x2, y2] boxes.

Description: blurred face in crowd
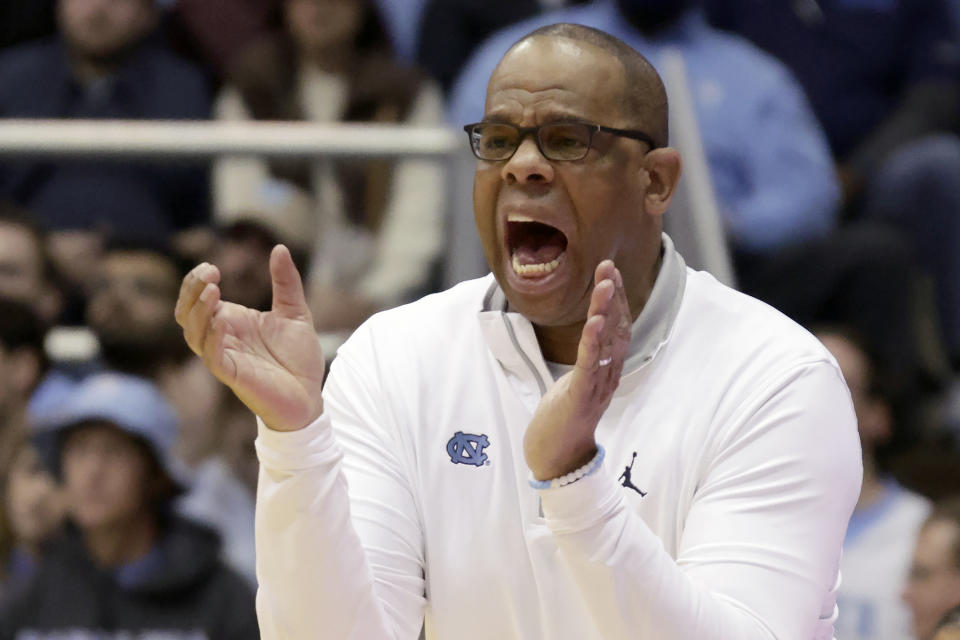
[[0, 222, 44, 304], [817, 333, 891, 455], [212, 231, 274, 312], [58, 0, 154, 62], [5, 444, 65, 549], [60, 422, 153, 532], [474, 36, 671, 334], [903, 519, 960, 640], [86, 249, 184, 372], [285, 0, 365, 57]]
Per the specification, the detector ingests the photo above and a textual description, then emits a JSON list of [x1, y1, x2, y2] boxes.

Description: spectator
[[0, 372, 259, 640], [0, 298, 49, 482], [903, 498, 960, 640], [705, 0, 960, 366], [0, 0, 212, 252], [417, 0, 589, 91], [0, 437, 65, 602], [177, 391, 259, 587], [210, 216, 312, 313], [0, 203, 61, 325], [85, 238, 224, 466], [215, 0, 445, 356], [817, 327, 931, 639], [85, 238, 191, 379]]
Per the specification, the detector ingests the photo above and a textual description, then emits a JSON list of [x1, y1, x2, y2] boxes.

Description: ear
[[641, 148, 683, 217]]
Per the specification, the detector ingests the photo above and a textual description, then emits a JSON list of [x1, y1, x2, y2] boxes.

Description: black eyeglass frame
[[462, 121, 660, 161]]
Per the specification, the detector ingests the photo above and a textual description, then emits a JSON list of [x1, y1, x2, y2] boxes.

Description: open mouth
[[506, 219, 568, 278]]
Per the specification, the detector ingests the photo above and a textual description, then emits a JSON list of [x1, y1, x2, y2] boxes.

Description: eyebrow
[[479, 112, 593, 125]]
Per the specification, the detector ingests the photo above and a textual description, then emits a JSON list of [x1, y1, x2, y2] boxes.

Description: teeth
[[512, 254, 561, 276], [507, 214, 536, 223]]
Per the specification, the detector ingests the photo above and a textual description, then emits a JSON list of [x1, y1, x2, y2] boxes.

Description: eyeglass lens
[[471, 123, 593, 161]]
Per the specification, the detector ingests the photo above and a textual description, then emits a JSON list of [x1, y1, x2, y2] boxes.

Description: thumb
[[270, 245, 310, 319]]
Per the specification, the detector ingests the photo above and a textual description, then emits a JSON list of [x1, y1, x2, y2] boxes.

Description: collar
[[479, 233, 687, 386]]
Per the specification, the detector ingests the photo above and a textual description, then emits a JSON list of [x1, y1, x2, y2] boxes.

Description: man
[[450, 0, 941, 393], [0, 0, 211, 246], [0, 372, 259, 639], [86, 239, 192, 379], [903, 499, 960, 640], [817, 327, 930, 639], [449, 0, 841, 257], [176, 25, 861, 637]]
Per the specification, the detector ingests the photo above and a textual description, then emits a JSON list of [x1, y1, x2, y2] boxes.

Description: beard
[[95, 327, 189, 379]]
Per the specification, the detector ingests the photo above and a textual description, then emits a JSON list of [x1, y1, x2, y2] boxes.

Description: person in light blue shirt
[[448, 0, 841, 255]]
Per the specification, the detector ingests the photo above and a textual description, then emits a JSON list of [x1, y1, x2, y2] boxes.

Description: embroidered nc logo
[[446, 431, 490, 467]]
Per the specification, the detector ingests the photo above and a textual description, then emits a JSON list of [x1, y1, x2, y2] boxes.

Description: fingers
[[270, 245, 311, 320], [175, 263, 222, 357]]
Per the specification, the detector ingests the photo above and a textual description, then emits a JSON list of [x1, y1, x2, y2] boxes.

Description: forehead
[[484, 37, 626, 125]]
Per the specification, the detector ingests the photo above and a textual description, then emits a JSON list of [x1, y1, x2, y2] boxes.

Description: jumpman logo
[[618, 452, 647, 497]]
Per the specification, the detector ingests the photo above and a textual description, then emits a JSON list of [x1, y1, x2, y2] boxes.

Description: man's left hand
[[524, 260, 632, 481]]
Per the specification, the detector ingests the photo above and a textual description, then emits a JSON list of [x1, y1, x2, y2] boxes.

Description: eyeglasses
[[463, 121, 658, 162]]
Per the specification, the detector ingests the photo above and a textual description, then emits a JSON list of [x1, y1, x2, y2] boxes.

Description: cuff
[[537, 459, 625, 536], [254, 410, 341, 472]]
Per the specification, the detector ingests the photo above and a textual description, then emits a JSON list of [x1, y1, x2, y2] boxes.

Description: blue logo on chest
[[446, 431, 490, 466]]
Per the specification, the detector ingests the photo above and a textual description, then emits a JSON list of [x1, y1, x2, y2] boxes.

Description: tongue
[[511, 223, 567, 265]]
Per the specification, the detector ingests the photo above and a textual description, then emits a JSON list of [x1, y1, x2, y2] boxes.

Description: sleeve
[[254, 334, 425, 639], [719, 64, 841, 253], [356, 81, 447, 306], [538, 361, 862, 639]]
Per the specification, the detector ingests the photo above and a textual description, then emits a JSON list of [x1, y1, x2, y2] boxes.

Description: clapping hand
[[174, 245, 326, 432], [524, 260, 632, 480]]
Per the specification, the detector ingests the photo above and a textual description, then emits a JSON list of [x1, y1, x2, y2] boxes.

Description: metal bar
[[0, 119, 460, 159], [660, 50, 738, 289]]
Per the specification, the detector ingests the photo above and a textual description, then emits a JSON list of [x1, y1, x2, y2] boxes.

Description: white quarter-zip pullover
[[254, 236, 862, 639]]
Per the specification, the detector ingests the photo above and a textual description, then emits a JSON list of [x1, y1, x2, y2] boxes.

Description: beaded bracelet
[[528, 444, 606, 490]]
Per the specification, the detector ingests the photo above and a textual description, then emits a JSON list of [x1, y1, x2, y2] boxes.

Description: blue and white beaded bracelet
[[528, 444, 606, 490]]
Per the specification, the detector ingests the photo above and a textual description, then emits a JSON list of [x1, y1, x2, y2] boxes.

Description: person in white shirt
[[816, 327, 930, 639], [175, 23, 862, 639]]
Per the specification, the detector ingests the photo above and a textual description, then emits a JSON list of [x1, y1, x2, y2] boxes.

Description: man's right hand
[[174, 244, 325, 432]]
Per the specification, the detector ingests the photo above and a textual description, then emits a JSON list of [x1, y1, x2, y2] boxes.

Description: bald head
[[500, 23, 669, 148]]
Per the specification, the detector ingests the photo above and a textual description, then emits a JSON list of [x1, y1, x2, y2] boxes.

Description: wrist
[[529, 445, 605, 490], [528, 440, 598, 482]]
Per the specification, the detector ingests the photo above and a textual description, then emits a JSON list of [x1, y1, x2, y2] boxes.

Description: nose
[[501, 136, 554, 185]]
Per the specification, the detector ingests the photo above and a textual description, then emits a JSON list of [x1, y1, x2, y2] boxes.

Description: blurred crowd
[[0, 0, 959, 638]]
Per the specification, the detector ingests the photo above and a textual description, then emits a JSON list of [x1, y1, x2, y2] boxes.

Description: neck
[[82, 510, 157, 569], [535, 250, 662, 364], [856, 454, 885, 511]]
